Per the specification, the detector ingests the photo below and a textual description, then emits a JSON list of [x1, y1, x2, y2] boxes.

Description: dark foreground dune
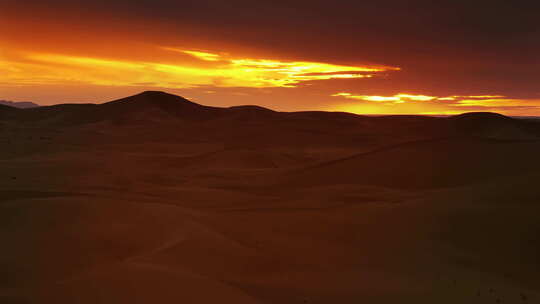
[[1, 91, 539, 303]]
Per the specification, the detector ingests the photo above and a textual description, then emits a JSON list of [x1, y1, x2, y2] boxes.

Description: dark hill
[[18, 104, 98, 125], [97, 91, 225, 123], [228, 105, 275, 113], [0, 104, 17, 112], [225, 105, 278, 120], [0, 104, 20, 120], [448, 112, 534, 139], [4, 91, 224, 125], [449, 112, 513, 130]]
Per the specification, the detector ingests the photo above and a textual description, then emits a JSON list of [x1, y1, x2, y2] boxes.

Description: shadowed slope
[[449, 112, 535, 139], [0, 104, 16, 111], [0, 104, 18, 113], [0, 100, 40, 109], [288, 137, 540, 189], [0, 104, 20, 120], [19, 104, 98, 125]]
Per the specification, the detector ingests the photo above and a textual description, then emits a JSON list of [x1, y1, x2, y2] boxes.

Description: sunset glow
[[330, 93, 540, 115], [331, 93, 510, 104], [1, 1, 540, 116], [0, 48, 397, 90], [332, 93, 437, 103], [177, 50, 222, 62]]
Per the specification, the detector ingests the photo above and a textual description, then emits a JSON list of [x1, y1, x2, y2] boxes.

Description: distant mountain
[[0, 100, 40, 109]]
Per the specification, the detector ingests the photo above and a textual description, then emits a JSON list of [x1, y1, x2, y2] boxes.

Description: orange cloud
[[0, 46, 399, 90], [332, 93, 437, 103], [165, 49, 222, 62]]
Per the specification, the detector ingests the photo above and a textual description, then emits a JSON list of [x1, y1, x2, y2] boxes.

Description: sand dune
[[1, 91, 539, 303], [449, 112, 540, 139], [289, 137, 540, 189], [0, 104, 19, 120]]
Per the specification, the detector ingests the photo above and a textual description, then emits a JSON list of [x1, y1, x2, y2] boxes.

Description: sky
[[1, 0, 539, 115]]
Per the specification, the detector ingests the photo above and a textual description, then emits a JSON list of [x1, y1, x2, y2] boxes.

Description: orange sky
[[2, 1, 540, 115]]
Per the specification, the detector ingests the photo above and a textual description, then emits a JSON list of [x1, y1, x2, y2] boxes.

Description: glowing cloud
[[332, 93, 437, 103], [176, 49, 222, 62], [0, 47, 399, 90], [329, 92, 540, 115], [456, 98, 518, 106]]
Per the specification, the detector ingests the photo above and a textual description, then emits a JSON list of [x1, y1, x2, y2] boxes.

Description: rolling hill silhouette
[[3, 91, 538, 139], [0, 91, 533, 129], [16, 91, 222, 125]]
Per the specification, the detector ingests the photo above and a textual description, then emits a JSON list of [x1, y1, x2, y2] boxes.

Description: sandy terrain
[[1, 91, 539, 303]]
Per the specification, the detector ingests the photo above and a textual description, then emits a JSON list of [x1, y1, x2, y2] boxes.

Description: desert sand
[[1, 91, 539, 303]]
